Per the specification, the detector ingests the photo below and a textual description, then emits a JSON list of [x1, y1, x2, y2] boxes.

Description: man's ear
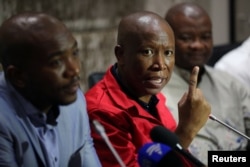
[[5, 65, 27, 88], [114, 45, 124, 64]]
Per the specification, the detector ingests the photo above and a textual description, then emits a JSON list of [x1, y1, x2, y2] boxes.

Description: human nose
[[190, 38, 204, 49], [64, 57, 80, 78], [152, 53, 167, 70]]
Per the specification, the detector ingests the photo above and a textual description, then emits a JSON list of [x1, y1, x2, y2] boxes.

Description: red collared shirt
[[85, 65, 191, 167]]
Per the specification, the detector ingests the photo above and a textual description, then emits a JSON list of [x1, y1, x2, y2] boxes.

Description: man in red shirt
[[85, 11, 211, 167]]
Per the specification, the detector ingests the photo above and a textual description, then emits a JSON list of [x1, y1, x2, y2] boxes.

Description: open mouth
[[143, 77, 165, 88]]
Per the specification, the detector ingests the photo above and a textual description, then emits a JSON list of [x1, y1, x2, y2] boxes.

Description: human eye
[[141, 48, 154, 57], [72, 48, 79, 57], [49, 57, 63, 68], [165, 50, 174, 57], [201, 32, 212, 41], [179, 34, 192, 42]]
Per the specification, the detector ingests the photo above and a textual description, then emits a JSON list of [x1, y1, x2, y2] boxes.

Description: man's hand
[[175, 66, 211, 148]]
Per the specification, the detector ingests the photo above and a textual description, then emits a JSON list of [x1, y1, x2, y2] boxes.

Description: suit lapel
[[5, 79, 47, 166], [17, 115, 47, 166]]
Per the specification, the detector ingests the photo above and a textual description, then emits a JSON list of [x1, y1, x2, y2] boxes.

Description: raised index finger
[[187, 66, 199, 98]]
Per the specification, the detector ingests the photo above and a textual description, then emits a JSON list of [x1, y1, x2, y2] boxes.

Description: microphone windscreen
[[150, 126, 206, 167], [150, 126, 179, 148], [138, 142, 183, 167]]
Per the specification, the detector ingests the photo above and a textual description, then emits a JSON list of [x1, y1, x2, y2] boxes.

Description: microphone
[[138, 142, 183, 167], [92, 120, 126, 167], [209, 114, 250, 141], [150, 126, 206, 167]]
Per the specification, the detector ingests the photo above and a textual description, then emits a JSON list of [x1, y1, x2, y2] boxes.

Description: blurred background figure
[[162, 2, 250, 165], [215, 36, 250, 87]]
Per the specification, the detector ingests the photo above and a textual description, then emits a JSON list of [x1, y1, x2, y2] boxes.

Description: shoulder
[[205, 66, 236, 84], [85, 84, 133, 117], [0, 76, 19, 124], [85, 71, 135, 115], [215, 44, 249, 69], [205, 66, 249, 93], [85, 83, 105, 108]]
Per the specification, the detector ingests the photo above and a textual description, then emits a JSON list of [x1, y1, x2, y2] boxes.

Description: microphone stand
[[92, 120, 126, 167], [209, 114, 250, 141]]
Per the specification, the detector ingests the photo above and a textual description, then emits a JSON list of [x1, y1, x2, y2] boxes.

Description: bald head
[[164, 2, 213, 71], [117, 11, 173, 46], [114, 11, 175, 99], [165, 2, 210, 26], [0, 12, 71, 70]]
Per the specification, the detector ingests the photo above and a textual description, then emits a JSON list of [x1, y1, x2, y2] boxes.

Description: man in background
[[162, 2, 250, 164]]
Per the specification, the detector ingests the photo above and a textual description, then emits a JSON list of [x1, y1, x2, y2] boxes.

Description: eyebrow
[[48, 41, 77, 58]]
